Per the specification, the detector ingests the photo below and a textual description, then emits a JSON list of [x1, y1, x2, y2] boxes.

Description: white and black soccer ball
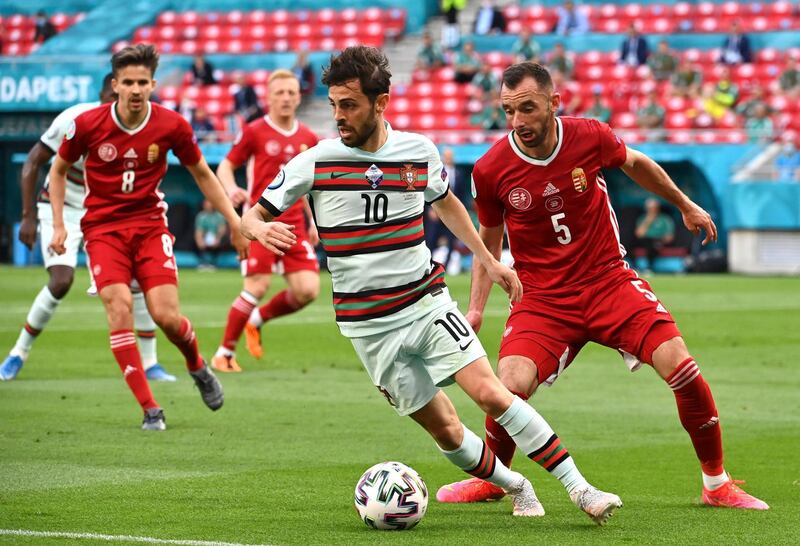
[[354, 461, 428, 530]]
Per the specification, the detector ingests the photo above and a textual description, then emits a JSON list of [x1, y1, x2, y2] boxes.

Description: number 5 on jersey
[[551, 213, 572, 244]]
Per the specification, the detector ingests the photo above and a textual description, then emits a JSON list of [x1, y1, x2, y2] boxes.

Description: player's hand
[[485, 260, 523, 303], [681, 202, 717, 246], [18, 216, 38, 250], [465, 310, 484, 333], [228, 187, 249, 207], [230, 226, 250, 261], [307, 223, 320, 247], [48, 225, 67, 256], [251, 221, 296, 256]]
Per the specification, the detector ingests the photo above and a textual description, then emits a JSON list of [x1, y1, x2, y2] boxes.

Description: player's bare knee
[[429, 419, 463, 451], [293, 285, 319, 306], [473, 383, 511, 417], [651, 336, 691, 377], [148, 306, 180, 333], [47, 267, 75, 299]]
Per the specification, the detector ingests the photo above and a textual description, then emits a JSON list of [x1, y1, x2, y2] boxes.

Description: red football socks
[[258, 289, 302, 322], [485, 390, 528, 467], [165, 317, 204, 371], [221, 291, 258, 351], [667, 357, 724, 476], [109, 329, 158, 410]]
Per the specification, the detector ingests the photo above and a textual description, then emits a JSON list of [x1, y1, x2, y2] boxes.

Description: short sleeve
[[57, 114, 88, 164], [422, 138, 449, 204], [225, 127, 253, 167], [258, 148, 315, 217], [41, 107, 75, 153], [172, 115, 203, 166], [595, 119, 627, 169], [471, 164, 505, 227]]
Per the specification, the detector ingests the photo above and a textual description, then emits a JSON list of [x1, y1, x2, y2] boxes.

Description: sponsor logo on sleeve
[[268, 169, 286, 190], [65, 120, 76, 140], [470, 176, 477, 199]]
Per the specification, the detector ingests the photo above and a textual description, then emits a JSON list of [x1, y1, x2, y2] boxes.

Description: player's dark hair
[[111, 44, 159, 78], [502, 62, 553, 93], [321, 46, 391, 102]]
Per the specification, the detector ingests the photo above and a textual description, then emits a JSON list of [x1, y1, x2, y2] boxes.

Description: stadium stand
[[0, 12, 84, 56]]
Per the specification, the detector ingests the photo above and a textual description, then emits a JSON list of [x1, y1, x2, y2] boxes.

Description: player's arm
[[621, 146, 717, 245], [432, 191, 522, 303], [241, 202, 297, 257], [18, 142, 55, 249], [45, 154, 72, 255], [215, 158, 249, 207], [466, 223, 504, 332], [302, 197, 319, 246], [185, 158, 249, 259]]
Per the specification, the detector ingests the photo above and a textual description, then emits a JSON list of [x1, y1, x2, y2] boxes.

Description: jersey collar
[[508, 117, 563, 166], [264, 115, 298, 137], [111, 101, 152, 135]]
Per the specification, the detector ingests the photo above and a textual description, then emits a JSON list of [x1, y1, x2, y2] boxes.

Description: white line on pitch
[[0, 529, 275, 546]]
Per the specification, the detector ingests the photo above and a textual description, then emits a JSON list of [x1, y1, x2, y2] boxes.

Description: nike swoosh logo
[[329, 172, 349, 179], [459, 339, 474, 351]]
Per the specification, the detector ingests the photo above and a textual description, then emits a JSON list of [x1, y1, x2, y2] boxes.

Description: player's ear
[[551, 92, 561, 112], [375, 93, 389, 114], [151, 79, 158, 91]]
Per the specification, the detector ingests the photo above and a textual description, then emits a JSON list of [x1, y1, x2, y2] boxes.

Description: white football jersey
[[39, 101, 100, 210], [260, 123, 452, 337]]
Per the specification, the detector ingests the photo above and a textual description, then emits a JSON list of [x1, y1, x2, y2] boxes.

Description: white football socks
[[11, 286, 61, 359], [496, 396, 590, 494], [248, 307, 264, 328], [439, 424, 522, 490], [703, 470, 729, 491], [133, 291, 158, 370]]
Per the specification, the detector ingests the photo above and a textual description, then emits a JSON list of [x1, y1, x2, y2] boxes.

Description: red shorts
[[85, 225, 178, 292], [499, 265, 682, 386], [242, 230, 320, 277]]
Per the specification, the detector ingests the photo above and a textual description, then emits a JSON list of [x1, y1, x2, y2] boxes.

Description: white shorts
[[349, 297, 487, 416], [37, 203, 85, 269]]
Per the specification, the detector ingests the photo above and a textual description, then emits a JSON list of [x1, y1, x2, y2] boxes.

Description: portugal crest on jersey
[[365, 164, 384, 189], [572, 167, 587, 192], [400, 164, 418, 190]]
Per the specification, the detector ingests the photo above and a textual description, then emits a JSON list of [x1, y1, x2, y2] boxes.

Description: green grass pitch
[[1, 266, 798, 545]]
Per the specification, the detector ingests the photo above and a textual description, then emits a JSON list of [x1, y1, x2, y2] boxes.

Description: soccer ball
[[354, 461, 428, 530]]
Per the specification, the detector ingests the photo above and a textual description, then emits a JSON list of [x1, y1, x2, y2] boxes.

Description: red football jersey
[[59, 102, 202, 238], [472, 116, 628, 292], [226, 115, 318, 225]]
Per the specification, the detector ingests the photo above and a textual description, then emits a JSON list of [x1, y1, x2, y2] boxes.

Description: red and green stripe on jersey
[[333, 262, 446, 322], [313, 161, 428, 191], [38, 166, 84, 203], [318, 213, 425, 257]]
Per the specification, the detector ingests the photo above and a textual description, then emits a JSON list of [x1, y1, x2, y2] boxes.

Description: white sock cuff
[[42, 286, 60, 304], [439, 424, 482, 466], [495, 396, 528, 436], [240, 290, 259, 306]]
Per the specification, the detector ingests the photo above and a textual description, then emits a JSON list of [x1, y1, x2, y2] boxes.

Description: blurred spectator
[[779, 56, 800, 97], [474, 91, 506, 130], [546, 42, 574, 79], [0, 22, 5, 54], [736, 83, 771, 119], [551, 70, 581, 115], [619, 23, 649, 67], [635, 199, 675, 273], [702, 67, 738, 119], [33, 10, 57, 44], [454, 41, 482, 84], [636, 90, 666, 131], [648, 40, 678, 81], [472, 64, 499, 99], [473, 0, 506, 36], [292, 50, 315, 97], [190, 54, 217, 85], [556, 0, 589, 36], [191, 107, 216, 143], [512, 29, 541, 63], [670, 59, 703, 98], [425, 148, 461, 272], [744, 103, 773, 143], [232, 73, 263, 123], [417, 31, 447, 69], [775, 141, 800, 181], [719, 20, 752, 65], [194, 200, 227, 270], [582, 85, 611, 123], [441, 0, 466, 50]]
